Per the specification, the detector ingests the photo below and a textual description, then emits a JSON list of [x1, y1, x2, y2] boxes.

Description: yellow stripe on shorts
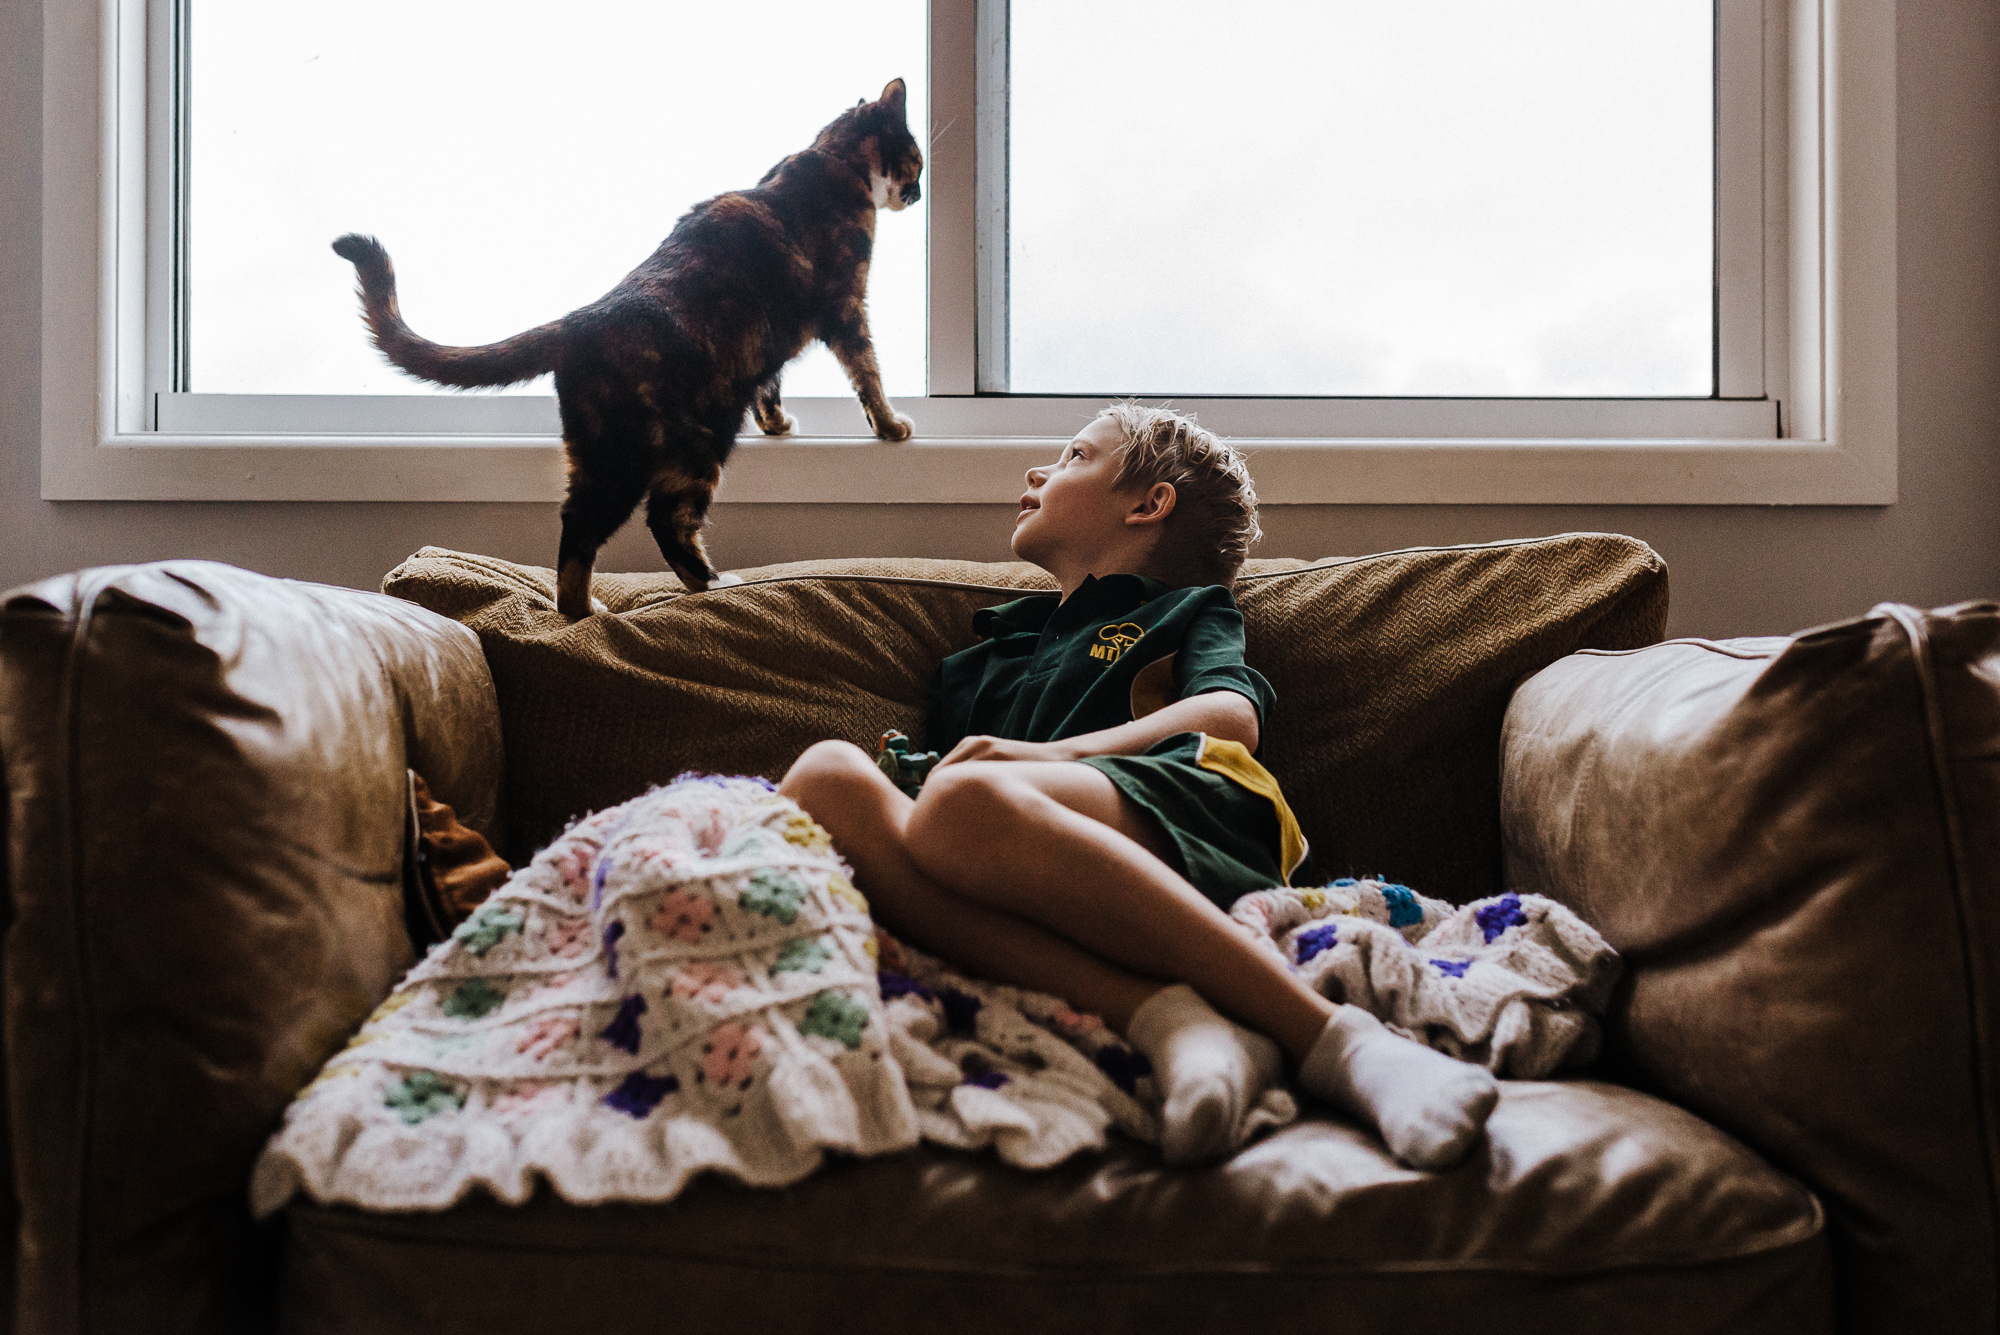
[[1194, 735, 1309, 885]]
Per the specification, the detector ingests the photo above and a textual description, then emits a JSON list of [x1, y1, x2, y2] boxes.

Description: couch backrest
[[386, 535, 1669, 901]]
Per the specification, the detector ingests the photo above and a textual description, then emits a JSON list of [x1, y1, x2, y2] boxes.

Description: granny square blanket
[[251, 775, 1618, 1217]]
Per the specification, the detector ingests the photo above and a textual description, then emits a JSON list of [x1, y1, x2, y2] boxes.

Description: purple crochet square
[[1295, 922, 1339, 964], [878, 970, 935, 1003], [941, 987, 983, 1035], [1475, 893, 1528, 944], [1093, 1044, 1153, 1094], [602, 1070, 680, 1118], [1431, 958, 1471, 978], [603, 919, 627, 979], [961, 1070, 1009, 1090], [589, 810, 643, 909], [601, 993, 646, 1054]]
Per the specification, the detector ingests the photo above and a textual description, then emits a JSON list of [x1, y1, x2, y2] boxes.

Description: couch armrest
[[0, 562, 502, 1335], [1500, 603, 2000, 1335]]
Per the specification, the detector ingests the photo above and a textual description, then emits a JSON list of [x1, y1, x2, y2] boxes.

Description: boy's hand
[[935, 735, 1079, 767], [933, 693, 1257, 771]]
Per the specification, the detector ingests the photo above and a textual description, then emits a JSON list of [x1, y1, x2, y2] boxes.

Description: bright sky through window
[[1010, 0, 1714, 396], [190, 1, 929, 397], [190, 2, 1710, 403]]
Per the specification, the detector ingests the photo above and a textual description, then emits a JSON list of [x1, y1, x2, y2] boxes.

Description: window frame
[[41, 0, 1896, 505]]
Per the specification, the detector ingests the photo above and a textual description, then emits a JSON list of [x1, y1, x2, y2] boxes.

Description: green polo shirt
[[925, 573, 1303, 909]]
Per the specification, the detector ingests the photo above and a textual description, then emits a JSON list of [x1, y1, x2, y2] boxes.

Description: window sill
[[41, 433, 1893, 505]]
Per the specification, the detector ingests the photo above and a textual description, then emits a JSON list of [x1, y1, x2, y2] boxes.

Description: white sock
[[1299, 1004, 1499, 1170], [1127, 984, 1284, 1166]]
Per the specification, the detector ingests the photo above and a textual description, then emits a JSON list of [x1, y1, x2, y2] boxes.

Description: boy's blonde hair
[[1097, 403, 1261, 587]]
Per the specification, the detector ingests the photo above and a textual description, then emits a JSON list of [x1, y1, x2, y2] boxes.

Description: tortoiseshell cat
[[332, 79, 923, 619]]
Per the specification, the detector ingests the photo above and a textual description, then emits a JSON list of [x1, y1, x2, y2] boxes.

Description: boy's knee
[[909, 763, 1025, 857], [781, 739, 876, 802]]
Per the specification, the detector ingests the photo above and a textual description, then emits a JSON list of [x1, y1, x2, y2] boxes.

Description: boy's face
[[1012, 416, 1141, 570]]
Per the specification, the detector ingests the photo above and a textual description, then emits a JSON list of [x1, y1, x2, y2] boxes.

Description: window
[[42, 0, 1897, 504], [1003, 2, 1714, 399], [181, 0, 928, 407]]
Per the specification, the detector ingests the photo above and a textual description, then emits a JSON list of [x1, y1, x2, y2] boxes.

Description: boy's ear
[[1125, 482, 1177, 527], [880, 78, 908, 121]]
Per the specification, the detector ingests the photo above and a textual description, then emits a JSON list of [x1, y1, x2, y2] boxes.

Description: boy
[[781, 405, 1497, 1167]]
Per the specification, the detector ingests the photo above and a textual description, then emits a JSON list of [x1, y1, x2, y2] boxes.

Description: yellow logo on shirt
[[1089, 622, 1146, 663]]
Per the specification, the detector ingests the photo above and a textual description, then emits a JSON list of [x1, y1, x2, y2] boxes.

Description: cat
[[332, 78, 923, 619]]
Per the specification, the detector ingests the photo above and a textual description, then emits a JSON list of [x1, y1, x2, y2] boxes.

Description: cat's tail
[[331, 233, 561, 388]]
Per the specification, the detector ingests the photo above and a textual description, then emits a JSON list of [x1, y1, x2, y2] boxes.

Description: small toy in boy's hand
[[875, 730, 940, 797]]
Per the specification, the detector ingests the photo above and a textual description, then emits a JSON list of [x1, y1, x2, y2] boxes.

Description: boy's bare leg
[[783, 741, 1283, 1162], [780, 742, 1164, 1027], [908, 759, 1334, 1057], [903, 757, 1498, 1170], [783, 742, 1495, 1168]]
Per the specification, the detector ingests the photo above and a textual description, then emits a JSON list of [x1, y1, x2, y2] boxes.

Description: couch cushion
[[0, 563, 505, 1335], [384, 535, 1666, 900], [280, 1080, 1828, 1335], [1501, 603, 2000, 1334]]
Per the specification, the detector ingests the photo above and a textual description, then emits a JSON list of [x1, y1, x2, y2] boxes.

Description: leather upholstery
[[281, 1081, 1828, 1335], [0, 564, 503, 1334], [19, 551, 1959, 1334], [1502, 602, 2000, 1334]]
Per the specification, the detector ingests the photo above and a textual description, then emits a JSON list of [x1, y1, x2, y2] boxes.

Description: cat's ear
[[879, 78, 908, 122]]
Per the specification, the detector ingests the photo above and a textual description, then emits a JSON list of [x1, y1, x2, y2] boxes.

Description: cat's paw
[[758, 411, 798, 436], [711, 572, 745, 588], [556, 590, 601, 621], [873, 411, 916, 443]]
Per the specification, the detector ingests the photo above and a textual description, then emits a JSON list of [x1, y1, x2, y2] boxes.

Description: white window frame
[[41, 0, 1895, 505]]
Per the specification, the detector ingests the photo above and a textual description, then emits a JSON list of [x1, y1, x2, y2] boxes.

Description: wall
[[3, 3, 1995, 638]]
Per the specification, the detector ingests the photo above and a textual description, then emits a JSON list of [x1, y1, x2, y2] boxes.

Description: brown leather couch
[[0, 537, 1994, 1335]]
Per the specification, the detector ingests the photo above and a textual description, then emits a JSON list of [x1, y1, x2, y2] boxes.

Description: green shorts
[[1080, 731, 1307, 912]]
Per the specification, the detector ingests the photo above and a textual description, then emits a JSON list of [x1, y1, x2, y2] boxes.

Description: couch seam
[[1229, 534, 1654, 584], [1571, 638, 1780, 662], [433, 534, 1652, 615], [285, 1205, 1827, 1280], [49, 572, 113, 1335], [1874, 601, 2000, 1326], [619, 573, 1059, 611]]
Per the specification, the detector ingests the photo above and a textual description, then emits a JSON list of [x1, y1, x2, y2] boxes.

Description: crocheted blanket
[[251, 776, 1617, 1217]]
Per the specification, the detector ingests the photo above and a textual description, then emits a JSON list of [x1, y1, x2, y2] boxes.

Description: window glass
[[189, 0, 928, 397], [1008, 0, 1713, 396]]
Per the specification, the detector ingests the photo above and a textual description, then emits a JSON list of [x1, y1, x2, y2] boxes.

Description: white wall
[[3, 3, 1995, 638]]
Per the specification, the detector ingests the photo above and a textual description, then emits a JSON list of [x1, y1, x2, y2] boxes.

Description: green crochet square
[[453, 903, 525, 957], [773, 938, 832, 975], [799, 990, 869, 1050], [384, 1070, 466, 1125], [740, 870, 807, 925], [442, 978, 507, 1019]]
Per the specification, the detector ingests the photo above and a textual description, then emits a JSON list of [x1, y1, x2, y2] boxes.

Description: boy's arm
[[935, 688, 1259, 767]]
